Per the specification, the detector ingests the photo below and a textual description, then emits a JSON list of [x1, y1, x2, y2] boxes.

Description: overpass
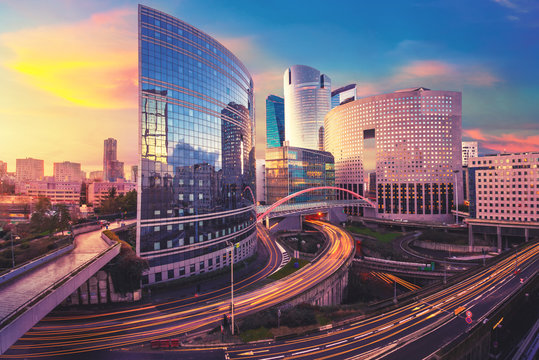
[[0, 223, 124, 354], [353, 256, 461, 279]]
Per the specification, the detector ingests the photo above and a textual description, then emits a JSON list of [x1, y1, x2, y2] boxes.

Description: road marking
[[239, 350, 269, 356], [473, 294, 482, 301], [417, 309, 430, 317], [292, 347, 320, 355], [260, 356, 284, 360], [457, 290, 467, 296], [325, 340, 348, 348], [412, 305, 424, 311], [377, 325, 392, 331], [426, 310, 442, 320]]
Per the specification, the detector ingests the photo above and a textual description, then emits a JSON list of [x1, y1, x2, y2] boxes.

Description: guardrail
[[0, 243, 74, 286]]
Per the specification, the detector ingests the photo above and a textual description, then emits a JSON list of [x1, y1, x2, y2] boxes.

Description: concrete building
[[325, 87, 462, 222], [87, 181, 135, 208], [462, 141, 478, 167], [284, 65, 331, 151], [18, 181, 81, 205], [54, 161, 82, 182], [131, 165, 138, 183], [0, 195, 33, 222], [16, 158, 44, 182], [266, 144, 335, 205], [103, 138, 124, 181], [256, 159, 266, 204], [0, 161, 7, 177], [266, 95, 285, 149], [137, 5, 256, 284], [89, 171, 104, 181], [331, 84, 357, 109]]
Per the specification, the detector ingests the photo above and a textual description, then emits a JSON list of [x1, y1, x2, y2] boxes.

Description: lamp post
[[11, 227, 15, 268], [226, 241, 236, 335], [453, 170, 460, 224]]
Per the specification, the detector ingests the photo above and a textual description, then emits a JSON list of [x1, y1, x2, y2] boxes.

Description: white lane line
[[260, 356, 284, 360], [377, 325, 392, 332], [325, 340, 348, 348], [292, 347, 320, 356], [473, 294, 482, 301]]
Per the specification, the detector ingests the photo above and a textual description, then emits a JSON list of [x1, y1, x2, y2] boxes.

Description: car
[[514, 268, 521, 275]]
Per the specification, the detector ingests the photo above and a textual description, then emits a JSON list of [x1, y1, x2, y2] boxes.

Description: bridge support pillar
[[497, 226, 502, 253], [265, 216, 269, 229], [468, 224, 474, 252], [525, 227, 529, 242]]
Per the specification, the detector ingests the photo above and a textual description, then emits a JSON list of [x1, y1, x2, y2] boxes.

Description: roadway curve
[[226, 241, 539, 359], [3, 221, 354, 358]]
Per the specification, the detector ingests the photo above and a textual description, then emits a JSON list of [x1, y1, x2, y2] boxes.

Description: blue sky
[[0, 0, 537, 172]]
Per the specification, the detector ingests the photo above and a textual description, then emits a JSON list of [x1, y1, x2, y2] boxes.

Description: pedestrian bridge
[[256, 199, 371, 219]]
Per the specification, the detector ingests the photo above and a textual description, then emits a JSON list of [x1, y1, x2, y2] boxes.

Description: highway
[[226, 240, 539, 360], [2, 221, 354, 358]]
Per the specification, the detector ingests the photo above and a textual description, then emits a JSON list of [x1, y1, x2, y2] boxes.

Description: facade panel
[[137, 5, 256, 284]]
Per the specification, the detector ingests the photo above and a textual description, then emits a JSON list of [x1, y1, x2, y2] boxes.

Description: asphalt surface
[[222, 241, 539, 360]]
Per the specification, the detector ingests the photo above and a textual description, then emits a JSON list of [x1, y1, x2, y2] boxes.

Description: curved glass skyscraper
[[283, 65, 331, 150], [137, 5, 256, 284]]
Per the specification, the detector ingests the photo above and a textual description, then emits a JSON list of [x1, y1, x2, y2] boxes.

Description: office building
[[89, 171, 104, 181], [131, 165, 138, 183], [325, 87, 462, 222], [103, 138, 124, 181], [266, 95, 285, 148], [16, 158, 44, 182], [462, 141, 478, 167], [54, 161, 82, 182], [138, 5, 256, 284], [256, 159, 266, 204], [331, 84, 357, 109], [0, 161, 7, 177], [19, 181, 81, 205], [284, 65, 331, 151], [88, 181, 136, 208], [265, 145, 335, 205]]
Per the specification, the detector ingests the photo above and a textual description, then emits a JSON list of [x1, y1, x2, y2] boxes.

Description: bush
[[281, 304, 317, 327], [240, 327, 273, 342]]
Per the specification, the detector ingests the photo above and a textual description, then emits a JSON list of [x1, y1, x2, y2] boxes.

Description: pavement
[[0, 222, 120, 325]]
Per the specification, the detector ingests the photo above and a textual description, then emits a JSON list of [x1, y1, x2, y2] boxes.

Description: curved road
[[3, 221, 354, 358]]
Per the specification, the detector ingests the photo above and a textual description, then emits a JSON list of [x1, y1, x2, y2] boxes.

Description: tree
[[31, 197, 57, 234], [56, 204, 71, 235]]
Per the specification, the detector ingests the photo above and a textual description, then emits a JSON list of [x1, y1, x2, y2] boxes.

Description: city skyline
[[1, 0, 538, 174]]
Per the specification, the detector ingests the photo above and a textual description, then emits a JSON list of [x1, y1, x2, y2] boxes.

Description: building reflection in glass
[[137, 5, 256, 284]]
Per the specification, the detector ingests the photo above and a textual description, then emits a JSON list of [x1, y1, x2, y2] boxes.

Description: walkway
[[0, 223, 124, 354]]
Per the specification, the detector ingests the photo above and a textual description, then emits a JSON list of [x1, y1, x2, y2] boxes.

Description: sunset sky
[[0, 0, 538, 175]]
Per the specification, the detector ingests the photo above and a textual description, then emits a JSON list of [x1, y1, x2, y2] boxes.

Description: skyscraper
[[325, 87, 462, 222], [331, 84, 357, 109], [266, 95, 285, 148], [138, 5, 256, 284], [103, 138, 124, 181], [283, 65, 331, 150]]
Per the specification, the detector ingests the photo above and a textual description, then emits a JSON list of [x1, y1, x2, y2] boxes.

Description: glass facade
[[266, 95, 285, 148], [137, 5, 256, 284], [331, 84, 357, 109], [283, 65, 331, 150], [265, 145, 335, 205]]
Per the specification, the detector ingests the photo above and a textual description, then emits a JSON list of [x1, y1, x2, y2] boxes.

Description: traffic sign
[[465, 310, 472, 318], [465, 316, 472, 324]]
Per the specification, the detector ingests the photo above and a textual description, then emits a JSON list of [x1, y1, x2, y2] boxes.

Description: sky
[[0, 0, 538, 175]]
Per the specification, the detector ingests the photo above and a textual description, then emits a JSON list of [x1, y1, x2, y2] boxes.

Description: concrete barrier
[[412, 240, 496, 254]]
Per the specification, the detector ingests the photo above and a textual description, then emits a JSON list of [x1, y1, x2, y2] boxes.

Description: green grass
[[346, 225, 401, 243], [268, 258, 309, 280], [240, 327, 273, 342]]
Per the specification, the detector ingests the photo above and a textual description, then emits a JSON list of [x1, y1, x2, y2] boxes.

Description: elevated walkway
[[0, 224, 124, 354]]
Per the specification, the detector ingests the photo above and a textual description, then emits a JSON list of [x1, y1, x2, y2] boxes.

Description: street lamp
[[10, 224, 20, 268], [453, 170, 460, 224], [226, 240, 237, 335]]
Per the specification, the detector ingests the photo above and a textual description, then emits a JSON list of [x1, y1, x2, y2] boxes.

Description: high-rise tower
[[283, 65, 331, 150], [266, 95, 285, 148]]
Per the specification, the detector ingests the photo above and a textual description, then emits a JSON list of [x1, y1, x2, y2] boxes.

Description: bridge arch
[[256, 186, 376, 222], [242, 186, 256, 204]]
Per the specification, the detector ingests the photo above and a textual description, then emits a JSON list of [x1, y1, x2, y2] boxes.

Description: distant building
[[462, 141, 478, 167], [266, 95, 285, 148], [325, 87, 462, 221], [256, 159, 266, 204], [18, 181, 81, 205], [89, 171, 104, 181], [331, 84, 357, 109], [54, 161, 82, 182], [131, 165, 138, 183], [87, 181, 136, 207], [0, 195, 33, 222], [468, 152, 539, 222], [0, 161, 7, 177], [265, 144, 335, 205], [16, 158, 44, 182], [103, 138, 124, 181], [284, 65, 331, 150]]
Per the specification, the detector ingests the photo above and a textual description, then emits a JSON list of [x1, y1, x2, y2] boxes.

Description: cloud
[[507, 15, 520, 20], [463, 128, 539, 153], [493, 0, 520, 10], [0, 7, 137, 109]]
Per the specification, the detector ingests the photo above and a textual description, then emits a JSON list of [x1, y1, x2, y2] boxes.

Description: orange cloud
[[0, 8, 137, 109], [464, 128, 539, 153]]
